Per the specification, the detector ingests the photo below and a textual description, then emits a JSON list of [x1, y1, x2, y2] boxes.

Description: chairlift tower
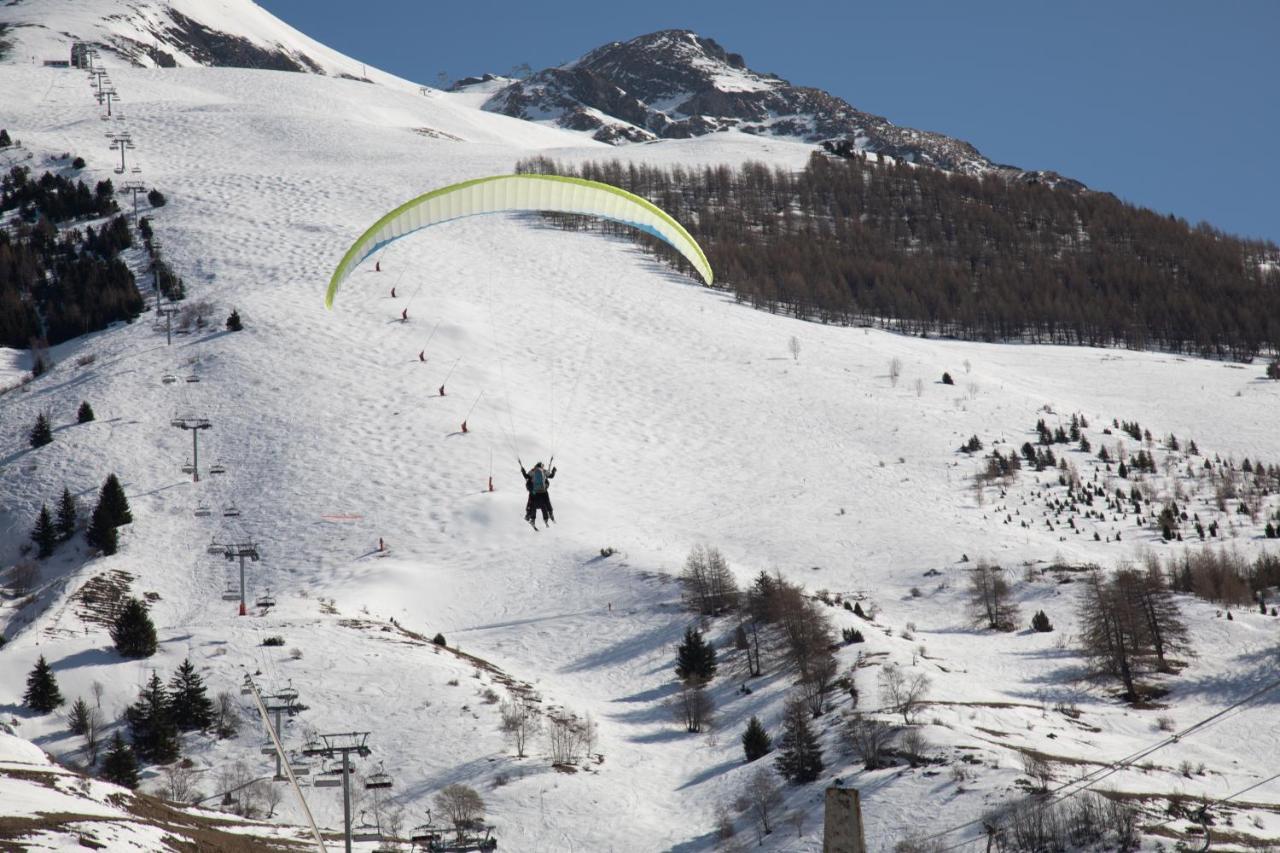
[[101, 89, 119, 117], [261, 683, 301, 780], [157, 305, 178, 345], [90, 69, 108, 94], [302, 732, 372, 853], [121, 180, 146, 222], [170, 416, 211, 481], [106, 132, 134, 173], [209, 540, 259, 616]]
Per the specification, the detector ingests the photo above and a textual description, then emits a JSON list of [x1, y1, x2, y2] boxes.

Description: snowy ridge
[[0, 27, 1278, 853], [0, 0, 416, 90]]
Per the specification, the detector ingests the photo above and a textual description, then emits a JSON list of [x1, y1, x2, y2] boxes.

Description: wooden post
[[823, 786, 866, 853]]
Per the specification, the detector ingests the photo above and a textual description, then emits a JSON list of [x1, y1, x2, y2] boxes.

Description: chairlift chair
[[208, 463, 227, 475], [193, 504, 212, 517], [181, 459, 196, 474], [222, 504, 241, 518], [256, 590, 276, 608], [185, 374, 199, 382], [365, 763, 393, 790], [207, 541, 227, 555], [260, 741, 278, 756], [161, 372, 177, 383]]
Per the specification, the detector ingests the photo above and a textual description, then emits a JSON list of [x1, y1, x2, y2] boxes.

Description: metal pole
[[273, 708, 284, 778], [191, 428, 199, 482], [341, 750, 353, 853], [239, 553, 247, 617], [166, 309, 172, 346]]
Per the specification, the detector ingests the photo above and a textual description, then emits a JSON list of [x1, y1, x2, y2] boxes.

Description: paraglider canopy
[[325, 173, 713, 307]]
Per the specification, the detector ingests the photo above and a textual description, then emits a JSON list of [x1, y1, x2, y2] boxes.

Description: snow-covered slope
[[1, 48, 1279, 853], [0, 0, 416, 89]]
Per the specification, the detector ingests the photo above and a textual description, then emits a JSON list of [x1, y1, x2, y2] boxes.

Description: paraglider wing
[[325, 174, 713, 308]]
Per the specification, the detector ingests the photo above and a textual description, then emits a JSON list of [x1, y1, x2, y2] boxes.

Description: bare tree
[[878, 663, 931, 724], [913, 377, 924, 397], [681, 545, 739, 615], [899, 728, 931, 767], [435, 784, 484, 841], [797, 651, 839, 717], [788, 335, 800, 362], [90, 681, 104, 709], [261, 780, 284, 817], [1021, 753, 1053, 793], [213, 691, 240, 739], [775, 582, 834, 674], [9, 561, 39, 595], [671, 681, 714, 733], [968, 561, 1019, 631], [83, 705, 103, 765], [735, 767, 782, 837], [889, 357, 902, 387], [161, 762, 199, 804], [499, 700, 541, 758], [846, 714, 894, 769], [546, 710, 589, 765]]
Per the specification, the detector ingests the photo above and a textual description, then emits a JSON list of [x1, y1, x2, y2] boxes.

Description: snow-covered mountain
[[0, 0, 410, 87], [470, 28, 1079, 186], [1, 7, 1279, 852]]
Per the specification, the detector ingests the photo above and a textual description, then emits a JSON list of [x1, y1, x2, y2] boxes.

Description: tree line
[[515, 153, 1280, 360], [0, 167, 143, 348]]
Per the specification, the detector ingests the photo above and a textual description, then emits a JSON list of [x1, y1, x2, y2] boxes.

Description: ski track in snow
[[0, 62, 1278, 851]]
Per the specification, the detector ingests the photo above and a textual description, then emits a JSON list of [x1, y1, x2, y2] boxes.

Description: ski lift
[[130, 166, 141, 173], [161, 372, 177, 384], [193, 504, 213, 518], [260, 740, 279, 756], [240, 676, 254, 695], [208, 462, 227, 475], [221, 583, 241, 602], [207, 541, 228, 555], [289, 759, 310, 776], [353, 813, 382, 843], [181, 459, 196, 474], [256, 589, 276, 609], [365, 763, 393, 790], [272, 682, 298, 705], [222, 504, 241, 518], [185, 374, 200, 382], [313, 758, 348, 788]]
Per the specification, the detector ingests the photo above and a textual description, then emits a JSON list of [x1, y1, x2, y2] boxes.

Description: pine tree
[[126, 671, 180, 763], [68, 697, 93, 735], [56, 487, 77, 540], [29, 412, 53, 448], [31, 503, 57, 558], [98, 474, 132, 526], [742, 715, 772, 762], [86, 501, 118, 555], [1031, 610, 1053, 632], [101, 732, 139, 788], [23, 655, 64, 713], [110, 597, 157, 658], [77, 401, 95, 423], [674, 627, 717, 682], [168, 659, 214, 731], [775, 697, 823, 783], [225, 309, 242, 331]]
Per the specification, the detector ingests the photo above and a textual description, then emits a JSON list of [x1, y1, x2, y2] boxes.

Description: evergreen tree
[[1031, 610, 1053, 632], [31, 503, 57, 558], [674, 627, 717, 682], [147, 188, 166, 207], [126, 671, 180, 763], [0, 129, 11, 147], [110, 597, 157, 658], [168, 658, 214, 731], [29, 412, 53, 448], [23, 655, 64, 713], [101, 732, 139, 788], [225, 309, 242, 332], [775, 697, 823, 784], [67, 696, 93, 735], [742, 715, 772, 762], [97, 474, 132, 526], [77, 401, 95, 423], [56, 487, 78, 540], [86, 501, 118, 555]]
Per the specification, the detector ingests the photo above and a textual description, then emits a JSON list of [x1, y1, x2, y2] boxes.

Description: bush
[[942, 371, 954, 385], [72, 156, 85, 169], [432, 632, 447, 646], [1267, 360, 1280, 380], [261, 636, 285, 647], [1031, 610, 1053, 632], [841, 627, 864, 644], [147, 188, 167, 207]]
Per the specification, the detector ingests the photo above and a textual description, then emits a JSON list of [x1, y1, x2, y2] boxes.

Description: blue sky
[[258, 0, 1280, 243]]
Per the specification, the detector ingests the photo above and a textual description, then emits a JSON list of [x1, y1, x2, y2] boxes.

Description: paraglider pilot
[[521, 461, 556, 529]]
